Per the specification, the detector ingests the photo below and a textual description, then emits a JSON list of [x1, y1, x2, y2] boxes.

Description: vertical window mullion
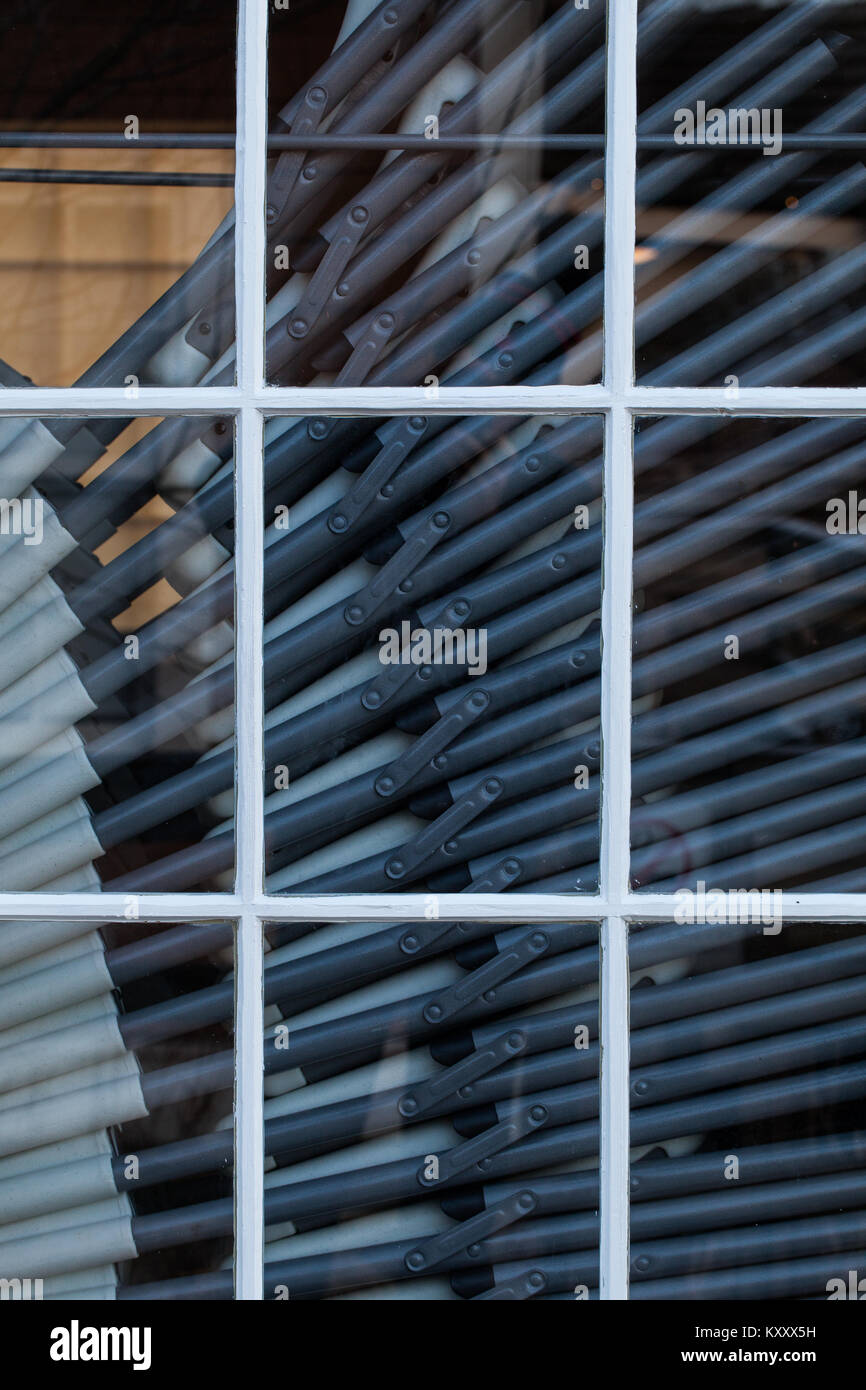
[[234, 911, 265, 1300], [233, 0, 268, 1303], [599, 0, 639, 1301], [600, 914, 631, 1297]]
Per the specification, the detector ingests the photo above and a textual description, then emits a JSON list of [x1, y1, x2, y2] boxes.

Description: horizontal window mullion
[[2, 386, 866, 417], [0, 389, 245, 415], [628, 387, 866, 415], [0, 890, 863, 923]]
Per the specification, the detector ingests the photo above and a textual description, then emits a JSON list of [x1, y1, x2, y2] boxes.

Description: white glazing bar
[[600, 915, 631, 1298], [617, 894, 866, 922], [0, 383, 865, 418], [259, 385, 866, 414], [0, 892, 243, 919], [251, 892, 866, 922], [233, 403, 266, 1306], [599, 0, 638, 1303], [598, 412, 633, 1303], [600, 404, 635, 901], [235, 423, 266, 901], [0, 888, 865, 923], [627, 387, 866, 415], [256, 894, 611, 921], [257, 386, 613, 414], [0, 387, 244, 415], [235, 909, 265, 1301], [233, 0, 268, 1303]]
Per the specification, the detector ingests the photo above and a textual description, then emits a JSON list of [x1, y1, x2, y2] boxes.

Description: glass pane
[[260, 412, 603, 895], [630, 414, 866, 895], [0, 921, 236, 1301], [636, 0, 866, 387], [262, 916, 599, 1300], [266, 0, 609, 386], [0, 415, 236, 892], [629, 920, 866, 1301], [0, 2, 236, 387]]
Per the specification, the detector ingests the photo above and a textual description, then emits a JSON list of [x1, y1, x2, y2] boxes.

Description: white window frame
[[0, 0, 865, 1302]]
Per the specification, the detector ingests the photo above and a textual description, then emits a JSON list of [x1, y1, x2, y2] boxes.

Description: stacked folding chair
[[0, 0, 864, 1299]]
